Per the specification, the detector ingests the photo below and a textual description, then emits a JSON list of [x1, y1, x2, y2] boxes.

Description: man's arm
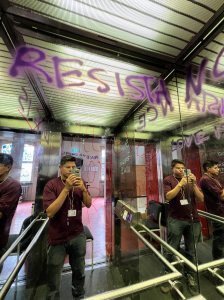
[[165, 177, 188, 202], [45, 185, 70, 218], [200, 177, 224, 201], [0, 182, 21, 217], [74, 178, 92, 208], [189, 174, 204, 202], [81, 189, 92, 208], [193, 184, 204, 202], [220, 189, 224, 200]]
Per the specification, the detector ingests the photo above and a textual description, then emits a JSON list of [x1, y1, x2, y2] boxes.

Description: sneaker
[[160, 282, 172, 294], [186, 273, 198, 296]]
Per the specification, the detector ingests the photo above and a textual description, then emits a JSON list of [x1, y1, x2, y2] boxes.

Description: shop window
[[101, 149, 105, 181], [1, 143, 12, 154], [20, 144, 34, 182]]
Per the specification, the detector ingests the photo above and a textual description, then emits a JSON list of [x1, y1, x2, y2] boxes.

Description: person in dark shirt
[[43, 155, 92, 300], [163, 159, 203, 291], [0, 153, 21, 272], [200, 160, 224, 260]]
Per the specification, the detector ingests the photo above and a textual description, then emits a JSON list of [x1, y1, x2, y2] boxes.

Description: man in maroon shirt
[[163, 159, 203, 291], [200, 160, 224, 260], [0, 153, 21, 271], [43, 155, 92, 300]]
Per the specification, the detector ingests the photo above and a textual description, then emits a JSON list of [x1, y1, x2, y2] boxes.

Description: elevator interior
[[0, 0, 224, 299]]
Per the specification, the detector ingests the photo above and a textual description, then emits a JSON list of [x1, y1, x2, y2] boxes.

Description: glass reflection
[[180, 44, 224, 298]]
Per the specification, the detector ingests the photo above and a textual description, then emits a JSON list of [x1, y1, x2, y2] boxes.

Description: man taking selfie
[[43, 155, 92, 300]]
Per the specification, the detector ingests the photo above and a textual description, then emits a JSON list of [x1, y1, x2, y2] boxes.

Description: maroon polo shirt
[[200, 174, 224, 217], [0, 177, 22, 248], [163, 175, 199, 221], [43, 177, 84, 245]]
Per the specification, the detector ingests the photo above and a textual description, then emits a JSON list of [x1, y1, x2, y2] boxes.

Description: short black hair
[[0, 153, 13, 166], [171, 159, 185, 168], [203, 160, 218, 172], [60, 155, 76, 166]]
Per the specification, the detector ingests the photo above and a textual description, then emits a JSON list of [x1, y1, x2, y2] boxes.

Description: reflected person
[[0, 154, 21, 270], [200, 160, 224, 260], [163, 159, 204, 290], [43, 155, 92, 300]]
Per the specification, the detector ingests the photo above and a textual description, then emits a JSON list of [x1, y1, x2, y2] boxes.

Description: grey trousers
[[46, 232, 86, 299]]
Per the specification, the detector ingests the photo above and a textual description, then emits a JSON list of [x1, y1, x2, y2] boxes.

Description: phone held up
[[184, 169, 191, 176], [71, 167, 81, 177]]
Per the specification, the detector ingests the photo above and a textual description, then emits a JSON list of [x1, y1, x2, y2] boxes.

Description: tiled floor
[[1, 198, 106, 282]]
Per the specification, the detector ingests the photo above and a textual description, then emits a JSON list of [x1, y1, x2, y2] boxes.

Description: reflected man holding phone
[[0, 153, 21, 270], [163, 159, 204, 291], [43, 155, 92, 300], [200, 160, 224, 260]]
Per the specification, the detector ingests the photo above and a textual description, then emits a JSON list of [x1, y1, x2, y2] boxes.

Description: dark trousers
[[212, 222, 224, 260], [46, 232, 86, 300], [0, 247, 6, 274], [166, 217, 201, 274]]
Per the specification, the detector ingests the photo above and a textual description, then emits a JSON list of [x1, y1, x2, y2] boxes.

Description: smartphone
[[184, 169, 191, 176], [71, 168, 81, 177]]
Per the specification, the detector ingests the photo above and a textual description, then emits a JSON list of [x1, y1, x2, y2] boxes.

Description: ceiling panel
[[0, 0, 222, 136], [9, 0, 223, 58]]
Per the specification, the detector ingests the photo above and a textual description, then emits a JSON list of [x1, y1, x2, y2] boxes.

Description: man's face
[[0, 163, 11, 178], [60, 161, 76, 178], [172, 163, 185, 178], [207, 164, 220, 176]]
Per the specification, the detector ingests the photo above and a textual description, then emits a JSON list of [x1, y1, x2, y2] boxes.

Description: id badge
[[180, 199, 189, 205], [68, 209, 76, 217]]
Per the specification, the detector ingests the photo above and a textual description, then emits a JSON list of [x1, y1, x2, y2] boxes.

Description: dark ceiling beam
[[6, 6, 174, 73], [0, 0, 10, 12], [0, 12, 54, 120]]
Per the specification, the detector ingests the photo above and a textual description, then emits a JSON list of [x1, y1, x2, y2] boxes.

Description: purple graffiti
[[213, 47, 224, 79], [125, 75, 147, 101], [137, 106, 158, 131], [52, 57, 84, 88], [185, 58, 208, 103], [171, 124, 224, 150], [193, 130, 209, 145], [9, 46, 172, 106], [186, 90, 223, 117], [87, 68, 110, 93], [10, 46, 53, 83], [115, 72, 125, 96], [186, 47, 224, 107], [18, 86, 31, 117]]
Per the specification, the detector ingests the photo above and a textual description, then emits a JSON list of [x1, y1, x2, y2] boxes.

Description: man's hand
[[66, 175, 86, 192], [188, 173, 197, 184], [178, 176, 188, 187]]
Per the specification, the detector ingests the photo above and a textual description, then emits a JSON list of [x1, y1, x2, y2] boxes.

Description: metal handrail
[[139, 222, 224, 272], [131, 226, 180, 273], [0, 215, 39, 266], [84, 224, 183, 300], [84, 272, 182, 300], [138, 223, 197, 271], [198, 210, 224, 224], [0, 218, 49, 300], [84, 222, 184, 300]]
